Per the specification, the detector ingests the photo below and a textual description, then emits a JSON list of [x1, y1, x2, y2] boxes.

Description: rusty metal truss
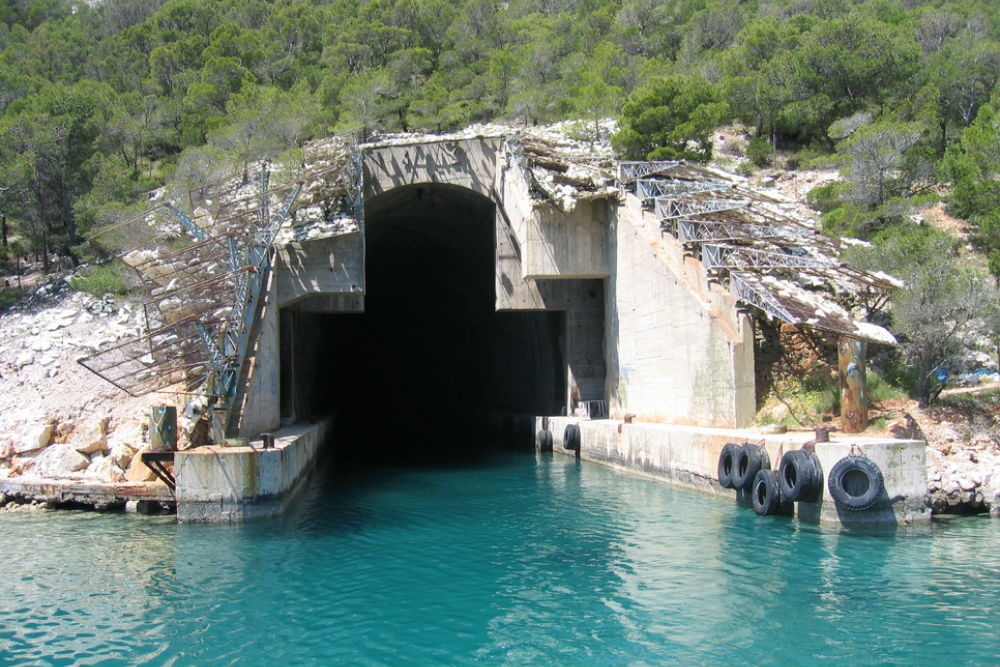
[[79, 162, 309, 414], [654, 196, 749, 222], [678, 219, 811, 245], [701, 243, 835, 273], [625, 160, 896, 343]]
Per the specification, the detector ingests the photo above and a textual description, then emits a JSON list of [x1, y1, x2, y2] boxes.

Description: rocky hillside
[[0, 281, 165, 489]]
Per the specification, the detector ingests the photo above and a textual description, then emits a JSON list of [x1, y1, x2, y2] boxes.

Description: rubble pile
[[897, 406, 1000, 514], [275, 135, 362, 244], [0, 284, 163, 493], [513, 134, 618, 213]]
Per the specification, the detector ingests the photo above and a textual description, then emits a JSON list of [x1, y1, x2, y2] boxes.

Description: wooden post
[[838, 336, 867, 433]]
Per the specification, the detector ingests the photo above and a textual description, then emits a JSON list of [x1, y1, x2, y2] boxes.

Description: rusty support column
[[149, 405, 177, 450], [838, 336, 867, 433]]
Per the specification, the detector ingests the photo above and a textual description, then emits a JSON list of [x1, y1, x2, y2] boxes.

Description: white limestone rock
[[33, 444, 89, 477], [108, 440, 138, 469], [72, 418, 109, 455], [84, 455, 124, 483], [124, 446, 156, 482], [30, 336, 53, 351], [14, 421, 54, 454], [15, 350, 34, 368]]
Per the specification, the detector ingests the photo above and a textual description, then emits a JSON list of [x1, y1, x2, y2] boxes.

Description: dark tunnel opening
[[299, 184, 565, 463]]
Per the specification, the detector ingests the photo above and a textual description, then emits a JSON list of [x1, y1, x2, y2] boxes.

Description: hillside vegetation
[[1, 0, 1000, 407]]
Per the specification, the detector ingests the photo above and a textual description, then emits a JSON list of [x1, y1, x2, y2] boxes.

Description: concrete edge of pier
[[0, 476, 173, 510], [539, 416, 930, 525], [174, 418, 332, 522]]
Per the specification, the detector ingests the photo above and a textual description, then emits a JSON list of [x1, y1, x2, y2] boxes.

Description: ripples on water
[[2, 451, 999, 667]]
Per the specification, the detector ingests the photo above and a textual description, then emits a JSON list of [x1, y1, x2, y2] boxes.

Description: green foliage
[[757, 372, 840, 427], [806, 181, 850, 213], [68, 261, 136, 298], [746, 134, 772, 167], [941, 86, 1000, 277], [0, 0, 993, 283], [613, 74, 728, 161], [866, 368, 909, 404], [845, 226, 987, 407], [937, 387, 1000, 412], [0, 286, 25, 312]]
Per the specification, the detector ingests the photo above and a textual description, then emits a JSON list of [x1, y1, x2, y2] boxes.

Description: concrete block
[[175, 419, 330, 522]]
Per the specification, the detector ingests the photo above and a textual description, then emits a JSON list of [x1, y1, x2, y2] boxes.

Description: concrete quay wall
[[175, 419, 331, 522], [540, 416, 930, 525]]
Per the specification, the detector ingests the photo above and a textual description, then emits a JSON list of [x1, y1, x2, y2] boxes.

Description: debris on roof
[[620, 158, 898, 345]]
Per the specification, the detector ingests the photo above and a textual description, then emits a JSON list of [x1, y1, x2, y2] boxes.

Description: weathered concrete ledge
[[539, 416, 930, 525], [0, 477, 173, 509], [175, 418, 331, 522]]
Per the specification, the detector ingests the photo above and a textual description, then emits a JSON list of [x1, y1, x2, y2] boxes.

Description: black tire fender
[[828, 455, 884, 511], [563, 423, 581, 451], [731, 444, 770, 490], [537, 429, 553, 452], [717, 442, 740, 489], [752, 469, 782, 516], [778, 449, 824, 503]]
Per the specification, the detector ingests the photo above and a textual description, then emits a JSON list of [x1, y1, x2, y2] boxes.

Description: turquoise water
[[2, 450, 999, 667]]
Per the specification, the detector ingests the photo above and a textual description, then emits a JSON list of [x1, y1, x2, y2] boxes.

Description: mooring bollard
[[261, 433, 274, 450], [149, 406, 177, 451]]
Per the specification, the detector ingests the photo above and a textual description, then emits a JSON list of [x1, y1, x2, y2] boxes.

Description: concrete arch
[[286, 180, 565, 459], [362, 138, 503, 203]]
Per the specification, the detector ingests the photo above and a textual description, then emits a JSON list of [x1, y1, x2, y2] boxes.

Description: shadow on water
[[275, 417, 528, 535]]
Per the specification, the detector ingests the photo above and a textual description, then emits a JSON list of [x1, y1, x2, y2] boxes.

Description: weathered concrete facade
[[233, 135, 756, 440], [175, 419, 331, 522]]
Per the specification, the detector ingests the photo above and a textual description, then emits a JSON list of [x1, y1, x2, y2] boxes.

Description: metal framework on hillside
[[78, 136, 361, 440], [622, 160, 896, 344], [636, 178, 730, 201]]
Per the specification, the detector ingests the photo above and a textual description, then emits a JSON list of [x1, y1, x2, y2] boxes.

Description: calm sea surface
[[2, 450, 999, 667]]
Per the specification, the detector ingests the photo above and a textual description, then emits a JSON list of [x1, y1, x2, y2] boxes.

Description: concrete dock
[[174, 418, 331, 522], [539, 416, 930, 525]]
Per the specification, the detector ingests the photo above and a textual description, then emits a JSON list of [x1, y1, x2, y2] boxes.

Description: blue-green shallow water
[[2, 451, 999, 667]]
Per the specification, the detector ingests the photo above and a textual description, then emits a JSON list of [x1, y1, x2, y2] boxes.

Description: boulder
[[10, 454, 39, 476], [84, 455, 124, 483], [71, 418, 109, 455], [14, 350, 34, 368], [14, 421, 54, 454], [109, 440, 138, 469], [33, 444, 89, 478], [124, 447, 156, 482]]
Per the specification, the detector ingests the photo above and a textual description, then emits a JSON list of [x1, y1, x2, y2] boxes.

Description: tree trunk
[[838, 336, 868, 433]]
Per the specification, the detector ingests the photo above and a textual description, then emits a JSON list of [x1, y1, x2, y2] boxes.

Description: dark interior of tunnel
[[289, 184, 565, 463]]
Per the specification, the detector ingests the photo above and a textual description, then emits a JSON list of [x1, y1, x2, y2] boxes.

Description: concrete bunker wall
[[606, 196, 756, 427], [494, 144, 754, 427], [232, 136, 757, 442]]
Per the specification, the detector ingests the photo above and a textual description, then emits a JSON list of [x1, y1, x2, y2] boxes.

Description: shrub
[[68, 261, 136, 297], [747, 135, 772, 167], [806, 181, 849, 214], [0, 287, 25, 312]]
